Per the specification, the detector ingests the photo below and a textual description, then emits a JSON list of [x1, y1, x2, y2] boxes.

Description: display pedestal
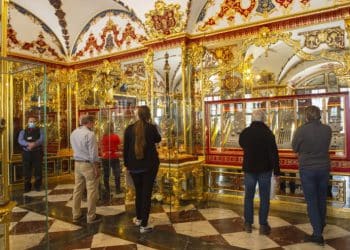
[[156, 158, 203, 208], [125, 158, 204, 208]]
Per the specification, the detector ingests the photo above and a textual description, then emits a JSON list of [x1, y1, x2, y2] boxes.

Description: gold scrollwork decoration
[[145, 0, 185, 39], [92, 60, 122, 106], [299, 27, 345, 50], [187, 43, 204, 66], [320, 50, 350, 76]]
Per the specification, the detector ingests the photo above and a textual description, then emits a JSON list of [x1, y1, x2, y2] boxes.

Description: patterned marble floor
[[7, 180, 350, 250]]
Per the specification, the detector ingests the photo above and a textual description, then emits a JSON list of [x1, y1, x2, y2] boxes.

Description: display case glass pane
[[206, 92, 348, 159]]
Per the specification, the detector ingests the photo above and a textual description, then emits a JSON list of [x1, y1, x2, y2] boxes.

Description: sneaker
[[259, 224, 271, 235], [133, 217, 142, 226], [73, 214, 84, 222], [87, 215, 102, 224], [244, 223, 252, 233], [304, 234, 324, 246], [140, 225, 153, 233]]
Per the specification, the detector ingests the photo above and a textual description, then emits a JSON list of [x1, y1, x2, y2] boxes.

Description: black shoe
[[87, 215, 102, 224], [259, 224, 271, 235], [244, 223, 252, 233], [34, 187, 41, 192], [304, 234, 324, 246], [24, 188, 31, 193], [73, 214, 84, 222]]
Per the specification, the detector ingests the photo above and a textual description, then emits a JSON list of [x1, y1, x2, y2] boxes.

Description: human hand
[[274, 175, 280, 183], [93, 163, 100, 179], [27, 142, 36, 150]]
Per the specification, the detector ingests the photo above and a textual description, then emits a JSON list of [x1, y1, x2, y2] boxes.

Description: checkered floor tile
[[7, 182, 350, 249]]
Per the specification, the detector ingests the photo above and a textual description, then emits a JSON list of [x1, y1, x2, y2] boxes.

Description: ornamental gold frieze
[[242, 26, 321, 62], [299, 27, 345, 50], [243, 27, 294, 51], [187, 43, 204, 66], [320, 50, 350, 76], [85, 60, 122, 106], [144, 50, 154, 75], [13, 67, 45, 112], [145, 0, 185, 40]]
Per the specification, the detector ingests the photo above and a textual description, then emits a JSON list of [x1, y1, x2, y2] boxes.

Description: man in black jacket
[[239, 109, 280, 235], [18, 116, 44, 192]]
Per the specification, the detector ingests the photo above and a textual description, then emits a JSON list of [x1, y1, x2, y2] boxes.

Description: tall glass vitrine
[[0, 57, 48, 249]]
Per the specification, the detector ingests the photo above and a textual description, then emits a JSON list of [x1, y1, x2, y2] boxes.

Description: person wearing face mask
[[18, 116, 44, 192]]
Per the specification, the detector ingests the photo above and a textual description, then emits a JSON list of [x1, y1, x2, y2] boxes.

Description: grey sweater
[[292, 120, 332, 170]]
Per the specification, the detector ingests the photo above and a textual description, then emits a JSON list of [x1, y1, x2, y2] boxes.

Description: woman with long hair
[[123, 105, 161, 233]]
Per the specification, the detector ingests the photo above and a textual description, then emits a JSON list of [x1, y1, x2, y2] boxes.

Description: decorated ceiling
[[3, 0, 348, 64]]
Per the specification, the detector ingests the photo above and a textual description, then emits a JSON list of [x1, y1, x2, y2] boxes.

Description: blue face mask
[[28, 122, 36, 128]]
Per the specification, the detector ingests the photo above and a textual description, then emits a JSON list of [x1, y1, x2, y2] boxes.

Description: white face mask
[[28, 122, 36, 128]]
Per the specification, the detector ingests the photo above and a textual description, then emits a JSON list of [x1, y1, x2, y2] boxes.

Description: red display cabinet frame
[[204, 92, 350, 173]]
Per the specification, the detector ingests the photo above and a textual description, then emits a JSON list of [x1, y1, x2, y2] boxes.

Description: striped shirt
[[70, 126, 99, 163]]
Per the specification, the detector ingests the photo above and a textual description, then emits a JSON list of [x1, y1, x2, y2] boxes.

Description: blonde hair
[[134, 106, 151, 160]]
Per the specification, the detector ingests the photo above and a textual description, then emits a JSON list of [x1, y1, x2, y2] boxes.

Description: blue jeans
[[300, 168, 329, 237], [244, 170, 272, 225]]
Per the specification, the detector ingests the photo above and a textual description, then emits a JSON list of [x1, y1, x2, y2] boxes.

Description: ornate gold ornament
[[299, 27, 345, 50], [321, 50, 350, 76], [145, 0, 185, 39], [243, 26, 320, 61], [187, 43, 204, 66], [77, 60, 122, 107]]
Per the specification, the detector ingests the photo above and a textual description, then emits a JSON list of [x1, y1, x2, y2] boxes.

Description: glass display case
[[78, 106, 136, 145], [0, 57, 49, 249], [205, 92, 350, 172]]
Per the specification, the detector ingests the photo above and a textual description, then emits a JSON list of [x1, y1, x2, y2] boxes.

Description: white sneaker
[[140, 224, 153, 233], [133, 217, 142, 226]]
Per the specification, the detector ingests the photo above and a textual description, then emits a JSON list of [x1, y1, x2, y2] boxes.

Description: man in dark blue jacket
[[239, 109, 280, 235]]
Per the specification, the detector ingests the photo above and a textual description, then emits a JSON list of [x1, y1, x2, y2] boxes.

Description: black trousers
[[102, 158, 121, 193], [130, 168, 158, 227], [22, 150, 43, 191]]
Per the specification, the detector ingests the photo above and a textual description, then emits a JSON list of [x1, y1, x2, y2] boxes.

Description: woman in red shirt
[[101, 122, 122, 197]]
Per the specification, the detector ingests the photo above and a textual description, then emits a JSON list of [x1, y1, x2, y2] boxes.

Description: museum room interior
[[0, 0, 350, 249]]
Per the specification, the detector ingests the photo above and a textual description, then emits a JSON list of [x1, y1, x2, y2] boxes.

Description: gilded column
[[188, 43, 204, 154], [181, 43, 189, 153], [1, 0, 10, 202], [144, 50, 154, 112]]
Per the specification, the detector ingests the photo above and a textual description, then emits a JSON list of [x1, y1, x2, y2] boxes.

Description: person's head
[[251, 109, 266, 123], [104, 122, 114, 135], [136, 105, 151, 123], [80, 115, 95, 130], [305, 105, 321, 122], [27, 116, 37, 128]]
